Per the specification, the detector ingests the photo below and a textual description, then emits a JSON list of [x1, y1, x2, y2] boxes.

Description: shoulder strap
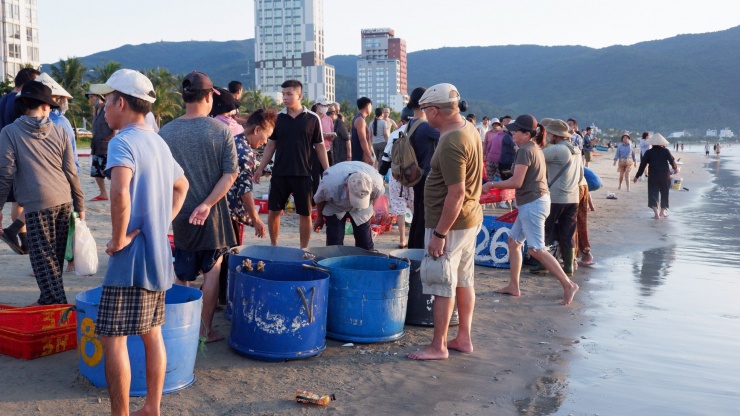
[[548, 158, 573, 188], [405, 119, 425, 139]]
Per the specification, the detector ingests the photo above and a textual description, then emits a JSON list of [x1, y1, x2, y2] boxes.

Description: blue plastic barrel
[[76, 285, 202, 396], [229, 263, 329, 361], [318, 256, 410, 343], [475, 215, 527, 268], [389, 248, 459, 327], [226, 245, 313, 320]]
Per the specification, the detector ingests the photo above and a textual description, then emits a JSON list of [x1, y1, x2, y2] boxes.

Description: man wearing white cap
[[408, 83, 483, 361], [95, 69, 189, 416], [312, 160, 384, 250]]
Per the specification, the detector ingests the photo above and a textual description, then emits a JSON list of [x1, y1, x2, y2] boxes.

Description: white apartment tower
[[254, 0, 334, 103], [1, 0, 39, 81], [357, 28, 408, 112]]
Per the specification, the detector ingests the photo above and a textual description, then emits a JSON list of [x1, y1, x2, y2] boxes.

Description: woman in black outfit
[[633, 133, 678, 219]]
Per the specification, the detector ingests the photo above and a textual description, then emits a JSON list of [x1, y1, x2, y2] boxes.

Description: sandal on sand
[[397, 244, 408, 249], [89, 195, 109, 201], [578, 260, 596, 267]]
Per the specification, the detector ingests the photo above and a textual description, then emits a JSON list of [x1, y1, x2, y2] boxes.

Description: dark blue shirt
[[499, 132, 517, 164], [0, 92, 19, 129], [408, 119, 440, 176]]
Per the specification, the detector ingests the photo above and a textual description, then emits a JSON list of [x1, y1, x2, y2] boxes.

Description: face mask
[[317, 105, 327, 115]]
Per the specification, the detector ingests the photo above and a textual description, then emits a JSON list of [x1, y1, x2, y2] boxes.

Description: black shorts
[[6, 186, 15, 203], [90, 155, 108, 178], [96, 286, 165, 337], [174, 247, 229, 281], [267, 175, 313, 216]]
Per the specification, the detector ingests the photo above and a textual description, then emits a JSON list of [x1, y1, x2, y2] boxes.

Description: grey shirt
[[159, 117, 238, 251], [542, 141, 583, 204], [0, 116, 84, 213]]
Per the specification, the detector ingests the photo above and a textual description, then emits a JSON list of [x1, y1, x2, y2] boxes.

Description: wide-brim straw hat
[[36, 73, 73, 99]]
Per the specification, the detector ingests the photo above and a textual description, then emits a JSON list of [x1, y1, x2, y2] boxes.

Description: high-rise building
[[357, 28, 408, 112], [1, 0, 40, 81], [254, 0, 335, 103]]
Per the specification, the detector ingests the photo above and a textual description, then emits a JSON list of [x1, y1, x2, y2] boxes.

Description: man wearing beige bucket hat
[[633, 133, 679, 219]]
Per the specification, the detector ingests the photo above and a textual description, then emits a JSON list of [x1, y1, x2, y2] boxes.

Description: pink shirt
[[320, 113, 334, 149], [485, 130, 504, 163]]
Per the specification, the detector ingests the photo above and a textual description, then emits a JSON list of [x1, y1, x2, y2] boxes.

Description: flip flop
[[578, 260, 596, 267], [89, 195, 109, 201]]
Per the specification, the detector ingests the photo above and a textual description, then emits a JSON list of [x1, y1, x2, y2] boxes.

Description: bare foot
[[653, 215, 660, 219], [406, 345, 448, 360], [447, 337, 473, 353], [494, 285, 521, 296], [560, 282, 579, 305], [202, 330, 225, 343], [131, 405, 158, 416], [660, 211, 669, 218]]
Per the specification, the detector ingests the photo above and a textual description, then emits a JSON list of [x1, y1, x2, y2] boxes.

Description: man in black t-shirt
[[254, 80, 329, 249]]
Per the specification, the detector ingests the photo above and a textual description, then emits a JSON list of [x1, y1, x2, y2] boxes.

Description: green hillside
[[44, 26, 739, 131]]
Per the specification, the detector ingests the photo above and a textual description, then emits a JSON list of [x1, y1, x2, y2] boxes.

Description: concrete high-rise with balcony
[[254, 0, 334, 103], [1, 0, 39, 81], [357, 28, 407, 112]]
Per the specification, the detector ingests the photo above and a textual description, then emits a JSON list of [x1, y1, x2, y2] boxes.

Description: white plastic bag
[[73, 218, 98, 276]]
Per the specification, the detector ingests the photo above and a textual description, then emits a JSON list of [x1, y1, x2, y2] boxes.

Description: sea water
[[555, 146, 740, 415]]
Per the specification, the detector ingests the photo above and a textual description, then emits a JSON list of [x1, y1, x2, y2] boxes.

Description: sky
[[39, 0, 739, 64]]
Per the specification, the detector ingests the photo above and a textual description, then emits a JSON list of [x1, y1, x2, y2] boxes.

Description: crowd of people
[[0, 65, 688, 413]]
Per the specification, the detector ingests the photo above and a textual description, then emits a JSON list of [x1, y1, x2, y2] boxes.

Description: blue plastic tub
[[76, 285, 202, 396], [229, 263, 329, 361], [318, 256, 409, 343], [226, 245, 313, 320]]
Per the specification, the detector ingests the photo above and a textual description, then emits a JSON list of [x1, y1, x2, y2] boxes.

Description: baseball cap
[[419, 83, 460, 106], [102, 69, 156, 103], [505, 114, 538, 133], [491, 118, 501, 125], [183, 71, 217, 93], [400, 107, 414, 121], [315, 96, 332, 106], [85, 83, 110, 98], [540, 118, 572, 138], [347, 171, 373, 209]]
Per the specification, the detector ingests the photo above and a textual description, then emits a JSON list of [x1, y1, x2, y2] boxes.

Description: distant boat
[[595, 145, 610, 151]]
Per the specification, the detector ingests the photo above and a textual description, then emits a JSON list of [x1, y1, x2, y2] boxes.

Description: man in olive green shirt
[[407, 83, 483, 361]]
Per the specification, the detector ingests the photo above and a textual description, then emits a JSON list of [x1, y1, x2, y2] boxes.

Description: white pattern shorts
[[96, 286, 166, 337], [388, 174, 414, 216]]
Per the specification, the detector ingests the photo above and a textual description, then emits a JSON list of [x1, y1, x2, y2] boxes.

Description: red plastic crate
[[167, 234, 175, 255], [501, 188, 515, 201], [0, 326, 77, 360], [0, 304, 76, 332], [495, 209, 519, 223]]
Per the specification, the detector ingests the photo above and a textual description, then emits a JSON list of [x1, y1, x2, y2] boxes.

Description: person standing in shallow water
[[633, 133, 678, 219], [483, 114, 579, 306]]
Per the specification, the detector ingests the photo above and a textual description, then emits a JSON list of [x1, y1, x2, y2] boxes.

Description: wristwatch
[[433, 230, 446, 239]]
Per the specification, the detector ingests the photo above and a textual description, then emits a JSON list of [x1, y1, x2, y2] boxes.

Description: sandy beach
[[0, 147, 712, 415]]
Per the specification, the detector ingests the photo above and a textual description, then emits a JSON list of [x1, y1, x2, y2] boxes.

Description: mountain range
[[46, 26, 740, 132]]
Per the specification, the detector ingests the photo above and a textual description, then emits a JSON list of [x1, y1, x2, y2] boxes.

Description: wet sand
[[0, 147, 715, 415]]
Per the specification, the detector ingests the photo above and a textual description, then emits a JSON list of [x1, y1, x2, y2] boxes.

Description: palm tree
[[144, 67, 182, 127], [90, 60, 122, 84]]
